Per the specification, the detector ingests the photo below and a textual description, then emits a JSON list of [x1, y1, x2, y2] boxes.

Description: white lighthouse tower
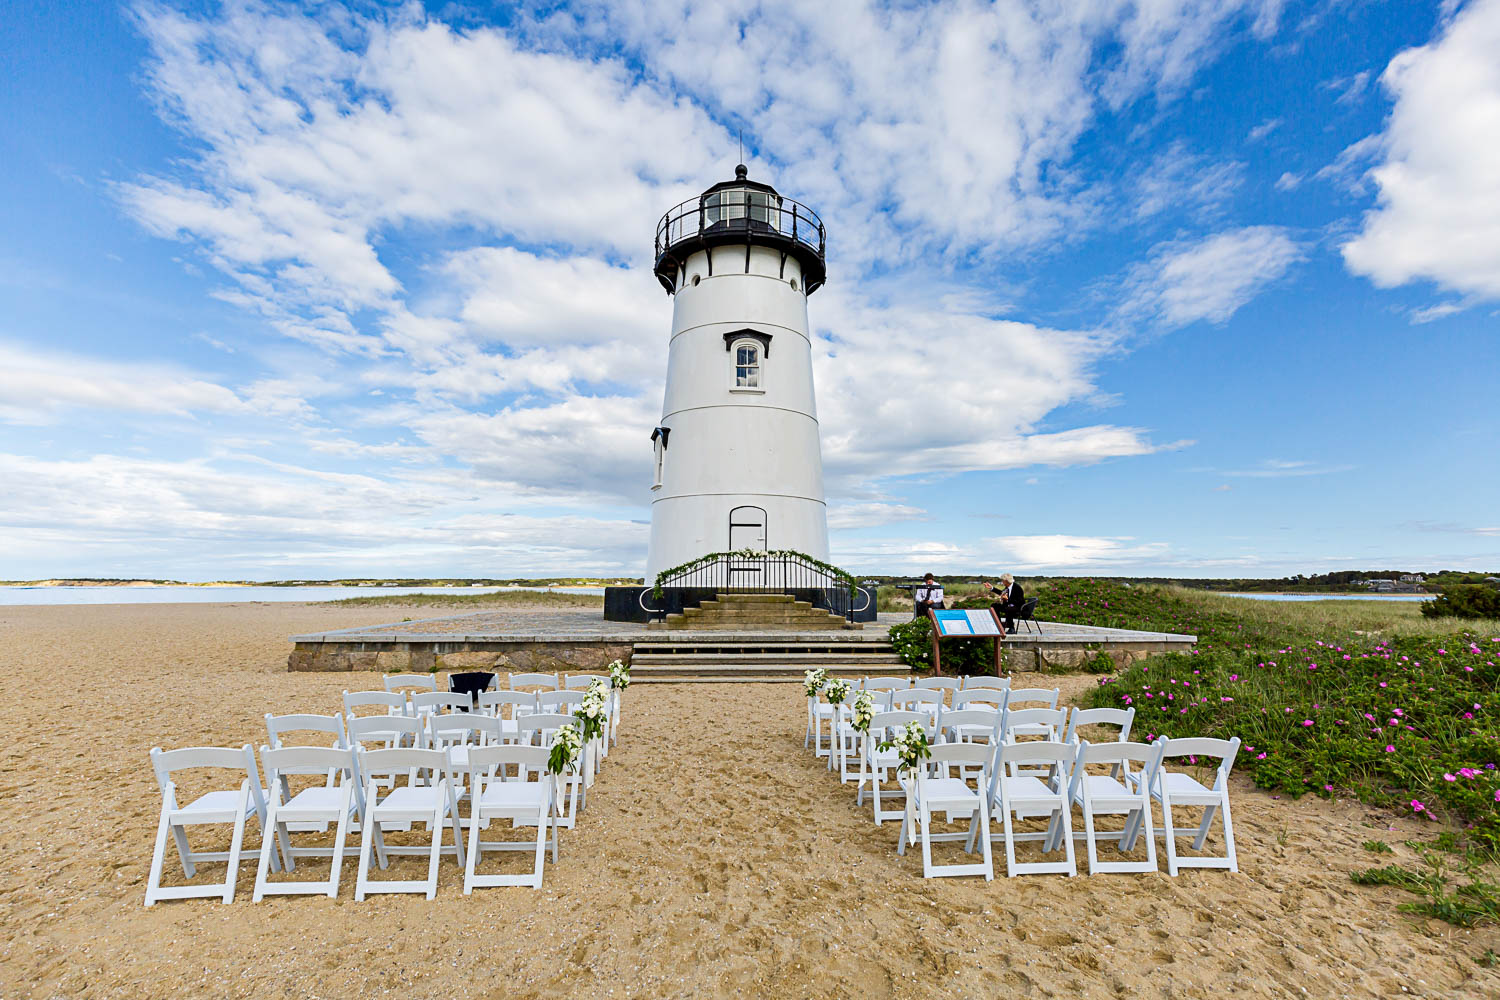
[[644, 165, 829, 582]]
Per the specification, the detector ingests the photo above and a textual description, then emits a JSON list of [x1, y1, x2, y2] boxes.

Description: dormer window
[[735, 343, 760, 387]]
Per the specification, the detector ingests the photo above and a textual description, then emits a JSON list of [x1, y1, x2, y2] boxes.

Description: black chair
[[447, 671, 497, 708], [1009, 598, 1042, 635]]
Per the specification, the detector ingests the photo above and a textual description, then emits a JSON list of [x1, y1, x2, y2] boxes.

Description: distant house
[[1399, 573, 1425, 583], [1366, 579, 1395, 592], [1485, 577, 1500, 585]]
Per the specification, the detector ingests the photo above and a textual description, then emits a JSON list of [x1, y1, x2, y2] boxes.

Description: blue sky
[[1, 0, 1496, 581]]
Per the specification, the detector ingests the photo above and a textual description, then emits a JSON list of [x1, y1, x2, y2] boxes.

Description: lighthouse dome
[[653, 164, 826, 295]]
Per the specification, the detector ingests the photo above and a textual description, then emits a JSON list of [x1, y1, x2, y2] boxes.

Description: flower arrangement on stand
[[824, 677, 850, 707], [548, 722, 583, 776], [851, 689, 875, 734], [879, 720, 932, 779], [575, 680, 609, 790], [607, 658, 629, 746], [803, 668, 828, 698]]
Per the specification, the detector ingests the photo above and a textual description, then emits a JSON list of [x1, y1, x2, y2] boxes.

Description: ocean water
[[0, 585, 605, 606]]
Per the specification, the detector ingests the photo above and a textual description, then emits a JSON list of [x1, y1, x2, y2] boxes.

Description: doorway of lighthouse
[[728, 506, 767, 589]]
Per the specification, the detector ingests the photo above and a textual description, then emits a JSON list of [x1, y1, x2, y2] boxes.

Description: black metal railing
[[654, 192, 825, 263], [658, 551, 855, 621]]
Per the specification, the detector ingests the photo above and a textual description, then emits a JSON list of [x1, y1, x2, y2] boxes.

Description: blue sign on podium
[[926, 606, 1005, 675]]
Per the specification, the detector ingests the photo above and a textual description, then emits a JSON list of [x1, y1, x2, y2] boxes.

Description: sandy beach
[[1, 600, 1496, 999]]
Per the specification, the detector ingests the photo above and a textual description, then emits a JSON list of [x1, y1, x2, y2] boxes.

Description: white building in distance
[[644, 165, 830, 581]]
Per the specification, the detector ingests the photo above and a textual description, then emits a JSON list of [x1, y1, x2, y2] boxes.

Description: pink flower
[[1459, 768, 1479, 779], [1385, 745, 1396, 753], [1443, 773, 1457, 782], [1255, 752, 1266, 760], [1302, 720, 1314, 727], [1411, 800, 1426, 813], [1494, 789, 1500, 803], [1324, 784, 1333, 792]]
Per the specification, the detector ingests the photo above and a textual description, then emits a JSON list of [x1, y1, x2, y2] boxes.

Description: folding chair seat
[[411, 691, 473, 719], [1146, 737, 1241, 875], [428, 714, 502, 771], [509, 672, 560, 691], [354, 748, 465, 900], [977, 740, 1078, 877], [856, 711, 931, 825], [935, 707, 1003, 798], [459, 744, 558, 890], [896, 743, 995, 879], [1047, 740, 1164, 875], [476, 691, 536, 742], [961, 676, 1010, 691], [254, 745, 359, 900], [518, 714, 585, 826], [384, 673, 437, 694], [145, 745, 276, 906]]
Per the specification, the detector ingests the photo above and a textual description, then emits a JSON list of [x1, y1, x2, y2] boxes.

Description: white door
[[728, 507, 767, 588]]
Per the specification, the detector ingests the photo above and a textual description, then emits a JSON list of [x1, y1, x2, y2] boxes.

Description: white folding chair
[[952, 688, 1005, 710], [856, 711, 931, 825], [384, 673, 437, 694], [145, 745, 275, 906], [1147, 736, 1241, 875], [936, 708, 1002, 747], [1004, 688, 1061, 736], [962, 676, 1010, 691], [914, 676, 959, 704], [1063, 707, 1135, 746], [1047, 739, 1164, 875], [264, 712, 347, 831], [253, 745, 358, 900], [509, 672, 560, 691], [354, 748, 465, 900], [897, 743, 995, 880], [808, 689, 838, 758], [564, 674, 608, 689], [344, 690, 409, 721], [347, 713, 425, 751], [517, 714, 585, 825], [459, 744, 558, 891], [978, 740, 1078, 877], [477, 691, 536, 742], [411, 691, 473, 718], [863, 677, 912, 692], [537, 690, 584, 714], [890, 688, 943, 725]]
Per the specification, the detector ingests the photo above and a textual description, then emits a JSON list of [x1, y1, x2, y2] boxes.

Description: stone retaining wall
[[288, 639, 634, 674]]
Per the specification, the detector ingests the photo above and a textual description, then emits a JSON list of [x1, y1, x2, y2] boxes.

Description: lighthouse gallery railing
[[654, 193, 825, 262], [654, 549, 858, 622]]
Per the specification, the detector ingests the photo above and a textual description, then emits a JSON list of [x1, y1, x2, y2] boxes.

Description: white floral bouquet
[[878, 720, 932, 776], [850, 690, 875, 733], [574, 679, 608, 742], [608, 658, 631, 690], [803, 668, 828, 698], [824, 677, 851, 706], [548, 722, 583, 775]]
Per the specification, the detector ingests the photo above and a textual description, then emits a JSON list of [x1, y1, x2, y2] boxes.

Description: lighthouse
[[644, 165, 830, 582]]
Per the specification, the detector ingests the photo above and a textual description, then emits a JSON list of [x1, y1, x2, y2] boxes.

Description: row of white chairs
[[144, 684, 624, 905], [807, 677, 1058, 758], [381, 671, 609, 693], [806, 680, 1240, 879]]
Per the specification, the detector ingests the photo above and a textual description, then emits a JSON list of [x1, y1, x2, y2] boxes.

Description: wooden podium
[[926, 607, 1006, 676]]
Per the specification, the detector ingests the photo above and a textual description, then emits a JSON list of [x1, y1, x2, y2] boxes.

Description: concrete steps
[[628, 638, 908, 683], [647, 592, 860, 631]]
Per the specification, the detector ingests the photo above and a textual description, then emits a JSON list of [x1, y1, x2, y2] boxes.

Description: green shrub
[[887, 617, 998, 675], [1423, 585, 1500, 620]]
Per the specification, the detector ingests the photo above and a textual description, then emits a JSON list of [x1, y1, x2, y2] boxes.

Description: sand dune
[[0, 601, 1495, 999]]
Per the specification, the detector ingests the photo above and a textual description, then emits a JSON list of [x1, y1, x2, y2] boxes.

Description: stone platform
[[288, 609, 1196, 679]]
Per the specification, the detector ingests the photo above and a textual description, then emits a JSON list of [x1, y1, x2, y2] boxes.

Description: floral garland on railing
[[824, 677, 851, 707], [878, 720, 932, 777], [574, 679, 608, 743], [608, 658, 631, 690], [850, 690, 875, 733], [651, 548, 858, 600], [803, 668, 828, 698], [548, 723, 583, 776]]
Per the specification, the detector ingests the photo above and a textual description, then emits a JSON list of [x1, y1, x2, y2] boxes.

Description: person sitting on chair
[[913, 573, 945, 620], [983, 573, 1025, 631]]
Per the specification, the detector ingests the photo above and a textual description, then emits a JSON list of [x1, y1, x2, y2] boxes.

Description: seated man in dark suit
[[982, 573, 1026, 631]]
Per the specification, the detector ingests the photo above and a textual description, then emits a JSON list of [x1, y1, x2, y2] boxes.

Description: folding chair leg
[[221, 788, 250, 903], [145, 803, 173, 906], [424, 804, 443, 900], [1193, 804, 1219, 851], [1161, 794, 1179, 876], [171, 823, 195, 879]]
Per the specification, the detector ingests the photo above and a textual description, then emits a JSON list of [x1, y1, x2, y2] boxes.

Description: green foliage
[[1362, 840, 1394, 854], [1067, 577, 1500, 846], [1423, 585, 1500, 620], [1352, 842, 1500, 928], [887, 616, 998, 675]]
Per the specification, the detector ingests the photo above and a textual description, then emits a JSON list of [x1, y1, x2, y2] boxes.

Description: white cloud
[[0, 341, 245, 424], [826, 502, 930, 530], [1247, 117, 1283, 141], [1342, 0, 1500, 300], [1224, 459, 1353, 478], [1131, 141, 1244, 221], [1121, 226, 1303, 326], [1274, 171, 1302, 192]]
